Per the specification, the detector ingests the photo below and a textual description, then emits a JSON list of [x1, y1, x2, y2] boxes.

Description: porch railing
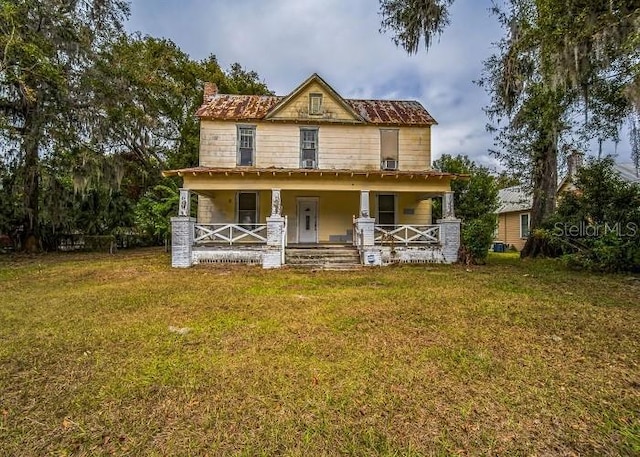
[[374, 224, 440, 245], [194, 224, 267, 245]]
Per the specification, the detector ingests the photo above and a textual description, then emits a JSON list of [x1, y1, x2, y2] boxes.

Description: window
[[520, 213, 530, 238], [237, 126, 255, 166], [309, 93, 323, 115], [380, 129, 399, 169], [377, 194, 396, 225], [300, 128, 318, 168], [238, 192, 258, 225]]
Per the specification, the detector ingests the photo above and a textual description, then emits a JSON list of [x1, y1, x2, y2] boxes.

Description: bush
[[459, 215, 496, 264], [552, 157, 640, 272], [432, 154, 499, 264]]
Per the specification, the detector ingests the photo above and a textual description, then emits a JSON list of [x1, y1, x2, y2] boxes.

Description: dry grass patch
[[0, 249, 638, 456]]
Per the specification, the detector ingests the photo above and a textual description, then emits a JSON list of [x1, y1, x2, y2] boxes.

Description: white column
[[443, 191, 455, 219], [355, 190, 377, 266], [171, 216, 195, 268], [359, 190, 370, 218], [436, 218, 461, 264], [265, 188, 285, 268], [270, 188, 282, 216], [178, 188, 191, 216]]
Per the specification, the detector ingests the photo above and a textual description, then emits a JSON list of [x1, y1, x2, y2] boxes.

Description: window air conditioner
[[381, 159, 398, 170], [302, 159, 316, 169]]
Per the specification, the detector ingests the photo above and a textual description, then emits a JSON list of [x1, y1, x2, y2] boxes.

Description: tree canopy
[[380, 0, 640, 257], [0, 3, 272, 250]]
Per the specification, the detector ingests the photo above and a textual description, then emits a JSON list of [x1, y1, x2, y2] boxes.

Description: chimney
[[567, 149, 584, 178], [204, 82, 218, 100]]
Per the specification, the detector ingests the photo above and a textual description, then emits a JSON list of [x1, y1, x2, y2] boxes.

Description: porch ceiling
[[162, 167, 466, 193]]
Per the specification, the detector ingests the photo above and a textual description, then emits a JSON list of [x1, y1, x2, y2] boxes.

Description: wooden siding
[[268, 81, 359, 122], [199, 120, 431, 171], [497, 211, 528, 251], [197, 190, 433, 243]]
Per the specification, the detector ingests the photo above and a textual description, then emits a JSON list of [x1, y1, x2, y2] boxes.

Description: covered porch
[[165, 167, 462, 268]]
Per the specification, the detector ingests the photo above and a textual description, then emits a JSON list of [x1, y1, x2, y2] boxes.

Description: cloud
[[126, 0, 631, 167]]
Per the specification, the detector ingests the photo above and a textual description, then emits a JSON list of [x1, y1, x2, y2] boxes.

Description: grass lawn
[[0, 248, 638, 456]]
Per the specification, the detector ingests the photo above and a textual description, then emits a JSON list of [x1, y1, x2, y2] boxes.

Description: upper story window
[[300, 128, 318, 169], [237, 125, 255, 166], [309, 93, 323, 115], [380, 129, 399, 170]]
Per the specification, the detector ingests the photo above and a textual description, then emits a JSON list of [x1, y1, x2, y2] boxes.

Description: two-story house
[[164, 74, 462, 268]]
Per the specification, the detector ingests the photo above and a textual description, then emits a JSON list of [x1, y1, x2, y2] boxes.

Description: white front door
[[297, 199, 318, 243]]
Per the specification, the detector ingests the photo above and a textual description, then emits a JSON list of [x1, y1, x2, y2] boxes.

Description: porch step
[[285, 245, 361, 268]]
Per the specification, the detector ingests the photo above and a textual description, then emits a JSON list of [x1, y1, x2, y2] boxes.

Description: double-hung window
[[309, 93, 323, 115], [237, 125, 255, 166], [377, 194, 396, 225], [380, 129, 399, 170], [300, 128, 318, 168], [237, 192, 258, 226], [520, 213, 530, 238]]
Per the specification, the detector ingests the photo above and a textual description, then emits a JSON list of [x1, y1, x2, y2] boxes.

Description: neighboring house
[[496, 151, 640, 251], [164, 73, 463, 268], [495, 186, 532, 251]]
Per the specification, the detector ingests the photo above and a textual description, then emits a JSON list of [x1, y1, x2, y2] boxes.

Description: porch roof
[[162, 166, 465, 180]]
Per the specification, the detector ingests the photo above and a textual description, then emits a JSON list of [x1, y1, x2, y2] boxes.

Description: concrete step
[[285, 246, 361, 267]]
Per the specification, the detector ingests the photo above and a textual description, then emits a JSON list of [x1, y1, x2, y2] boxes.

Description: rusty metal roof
[[345, 99, 436, 126], [163, 166, 462, 179], [195, 95, 283, 120], [195, 96, 437, 126]]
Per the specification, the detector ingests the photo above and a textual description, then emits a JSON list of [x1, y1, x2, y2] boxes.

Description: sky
[[125, 0, 632, 170]]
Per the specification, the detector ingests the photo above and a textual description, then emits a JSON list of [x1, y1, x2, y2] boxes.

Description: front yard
[[0, 249, 638, 456]]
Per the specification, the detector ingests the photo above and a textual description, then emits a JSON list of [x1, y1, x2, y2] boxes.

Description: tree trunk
[[521, 133, 558, 258], [20, 102, 42, 252]]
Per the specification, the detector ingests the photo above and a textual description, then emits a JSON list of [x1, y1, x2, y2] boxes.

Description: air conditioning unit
[[381, 159, 398, 170], [301, 159, 316, 169]]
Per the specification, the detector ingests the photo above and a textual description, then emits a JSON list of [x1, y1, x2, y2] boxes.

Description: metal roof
[[195, 96, 437, 126], [496, 186, 532, 213]]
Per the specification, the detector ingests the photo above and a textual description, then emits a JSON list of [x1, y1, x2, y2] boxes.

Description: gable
[[265, 74, 364, 124], [194, 73, 437, 126]]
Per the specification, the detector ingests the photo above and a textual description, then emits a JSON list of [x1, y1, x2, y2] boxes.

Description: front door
[[297, 199, 318, 243]]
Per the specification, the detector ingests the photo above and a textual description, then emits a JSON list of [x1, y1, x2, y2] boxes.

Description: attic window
[[309, 93, 323, 115]]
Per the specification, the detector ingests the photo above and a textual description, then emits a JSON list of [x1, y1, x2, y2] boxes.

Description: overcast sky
[[125, 0, 631, 170]]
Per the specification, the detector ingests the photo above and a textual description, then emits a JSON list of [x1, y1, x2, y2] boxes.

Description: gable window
[[237, 125, 255, 166], [377, 194, 396, 225], [520, 213, 530, 238], [300, 128, 318, 168], [309, 93, 323, 115], [380, 129, 399, 170], [237, 192, 258, 225]]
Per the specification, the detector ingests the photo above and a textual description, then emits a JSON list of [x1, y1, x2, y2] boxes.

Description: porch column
[[359, 190, 370, 218], [355, 190, 375, 247], [264, 188, 285, 269], [172, 189, 195, 267], [178, 188, 191, 216], [442, 191, 456, 219], [437, 191, 459, 264], [270, 188, 282, 216], [355, 190, 380, 265]]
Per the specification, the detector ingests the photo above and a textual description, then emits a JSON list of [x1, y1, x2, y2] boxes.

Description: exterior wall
[[497, 211, 528, 251], [269, 81, 358, 122], [391, 194, 432, 225], [197, 192, 270, 224], [197, 190, 433, 243], [199, 120, 431, 171]]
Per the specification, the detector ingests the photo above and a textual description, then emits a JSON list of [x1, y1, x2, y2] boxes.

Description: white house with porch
[[163, 74, 463, 268]]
